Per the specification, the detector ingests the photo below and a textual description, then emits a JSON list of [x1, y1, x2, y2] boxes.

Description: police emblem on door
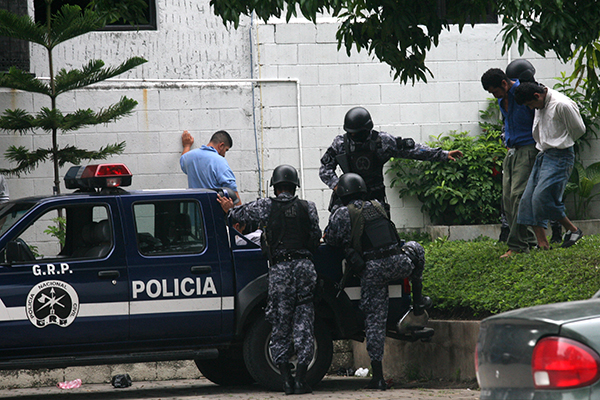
[[26, 280, 79, 328]]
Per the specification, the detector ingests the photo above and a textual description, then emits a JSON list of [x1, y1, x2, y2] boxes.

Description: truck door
[[0, 199, 129, 355], [122, 195, 227, 343]]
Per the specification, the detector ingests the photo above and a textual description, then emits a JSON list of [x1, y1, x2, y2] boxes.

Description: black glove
[[401, 241, 425, 271], [396, 137, 415, 150]]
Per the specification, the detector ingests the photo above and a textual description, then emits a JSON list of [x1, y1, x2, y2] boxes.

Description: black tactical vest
[[348, 201, 397, 253], [266, 197, 312, 253], [343, 131, 385, 192]]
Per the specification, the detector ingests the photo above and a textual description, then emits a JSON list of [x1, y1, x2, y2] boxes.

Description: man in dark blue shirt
[[482, 68, 538, 258]]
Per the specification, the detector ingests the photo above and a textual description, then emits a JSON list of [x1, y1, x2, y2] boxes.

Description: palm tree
[[0, 0, 146, 194]]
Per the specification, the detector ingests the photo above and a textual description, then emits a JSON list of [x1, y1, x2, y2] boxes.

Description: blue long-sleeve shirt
[[500, 80, 536, 148]]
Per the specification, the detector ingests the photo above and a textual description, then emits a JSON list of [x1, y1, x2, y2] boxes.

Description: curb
[[0, 320, 479, 389]]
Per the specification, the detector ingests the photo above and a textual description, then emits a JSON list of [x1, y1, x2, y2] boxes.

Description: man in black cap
[[320, 106, 462, 214]]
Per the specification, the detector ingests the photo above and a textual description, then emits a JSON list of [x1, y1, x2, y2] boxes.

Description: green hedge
[[423, 235, 600, 318]]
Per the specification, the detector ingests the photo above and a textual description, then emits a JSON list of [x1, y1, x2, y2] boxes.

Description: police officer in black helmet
[[324, 172, 430, 390], [224, 165, 321, 395], [320, 106, 463, 214]]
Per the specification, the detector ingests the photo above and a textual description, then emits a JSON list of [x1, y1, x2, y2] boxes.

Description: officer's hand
[[217, 194, 234, 214], [448, 150, 463, 161]]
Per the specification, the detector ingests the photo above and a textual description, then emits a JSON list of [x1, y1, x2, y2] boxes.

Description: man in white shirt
[[514, 82, 586, 249]]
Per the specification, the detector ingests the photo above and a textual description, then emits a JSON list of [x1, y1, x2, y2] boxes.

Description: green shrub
[[424, 235, 600, 318], [388, 129, 506, 225]]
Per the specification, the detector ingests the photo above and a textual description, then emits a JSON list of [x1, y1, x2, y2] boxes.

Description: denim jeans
[[517, 147, 574, 229]]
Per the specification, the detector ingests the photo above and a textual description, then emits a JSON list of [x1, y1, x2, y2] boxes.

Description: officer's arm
[[394, 142, 450, 162], [229, 199, 263, 226], [319, 147, 340, 190], [307, 202, 323, 247], [323, 208, 351, 248]]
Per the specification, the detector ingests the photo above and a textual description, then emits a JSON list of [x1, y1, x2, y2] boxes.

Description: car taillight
[[532, 337, 600, 389]]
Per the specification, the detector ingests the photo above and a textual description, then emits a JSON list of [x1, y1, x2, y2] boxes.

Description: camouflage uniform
[[319, 131, 449, 212], [323, 199, 425, 362], [229, 192, 321, 365]]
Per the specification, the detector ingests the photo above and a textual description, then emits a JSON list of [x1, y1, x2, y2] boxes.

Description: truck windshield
[[0, 202, 36, 237]]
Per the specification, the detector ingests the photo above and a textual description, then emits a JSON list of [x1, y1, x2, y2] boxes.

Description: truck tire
[[195, 349, 255, 386], [243, 314, 333, 391]]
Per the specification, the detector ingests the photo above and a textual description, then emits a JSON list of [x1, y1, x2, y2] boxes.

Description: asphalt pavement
[[0, 376, 480, 400]]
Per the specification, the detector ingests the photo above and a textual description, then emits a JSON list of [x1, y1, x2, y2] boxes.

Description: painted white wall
[[2, 0, 595, 230]]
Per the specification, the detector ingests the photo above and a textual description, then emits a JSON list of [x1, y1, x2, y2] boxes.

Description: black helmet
[[343, 107, 374, 135], [221, 187, 240, 205], [336, 173, 367, 201], [270, 164, 300, 187], [506, 59, 536, 83]]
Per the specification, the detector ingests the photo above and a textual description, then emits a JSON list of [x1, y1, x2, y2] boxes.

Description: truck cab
[[0, 163, 432, 390]]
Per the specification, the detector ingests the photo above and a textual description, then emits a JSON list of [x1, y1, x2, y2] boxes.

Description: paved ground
[[0, 376, 480, 400]]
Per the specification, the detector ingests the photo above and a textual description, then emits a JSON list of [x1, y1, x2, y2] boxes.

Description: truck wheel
[[243, 314, 333, 391], [194, 349, 255, 386]]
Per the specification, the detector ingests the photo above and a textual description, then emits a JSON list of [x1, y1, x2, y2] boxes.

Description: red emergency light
[[64, 163, 132, 191]]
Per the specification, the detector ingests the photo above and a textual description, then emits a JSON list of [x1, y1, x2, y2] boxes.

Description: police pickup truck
[[0, 163, 432, 390]]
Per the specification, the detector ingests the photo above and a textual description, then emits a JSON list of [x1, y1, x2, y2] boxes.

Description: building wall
[[1, 0, 595, 229]]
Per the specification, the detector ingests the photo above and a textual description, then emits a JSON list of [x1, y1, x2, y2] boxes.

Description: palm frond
[[48, 5, 107, 48], [0, 67, 51, 96], [55, 57, 147, 94], [94, 97, 138, 123], [0, 9, 47, 47], [61, 109, 99, 131], [0, 109, 37, 133], [1, 146, 53, 177], [35, 107, 64, 132], [55, 142, 126, 166]]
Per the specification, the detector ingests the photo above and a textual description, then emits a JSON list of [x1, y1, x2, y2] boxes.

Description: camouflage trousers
[[265, 258, 317, 365], [360, 241, 424, 362]]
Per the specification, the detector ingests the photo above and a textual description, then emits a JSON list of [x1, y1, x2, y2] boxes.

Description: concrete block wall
[[352, 321, 481, 382], [1, 0, 596, 230]]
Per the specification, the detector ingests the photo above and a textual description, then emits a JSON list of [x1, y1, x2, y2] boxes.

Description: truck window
[[2, 204, 112, 264], [133, 200, 205, 255], [0, 202, 36, 237]]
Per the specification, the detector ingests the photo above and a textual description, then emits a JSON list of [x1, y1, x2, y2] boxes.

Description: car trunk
[[477, 299, 600, 400]]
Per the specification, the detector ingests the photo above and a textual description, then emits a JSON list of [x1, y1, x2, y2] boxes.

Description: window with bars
[[0, 0, 30, 72], [33, 0, 157, 31]]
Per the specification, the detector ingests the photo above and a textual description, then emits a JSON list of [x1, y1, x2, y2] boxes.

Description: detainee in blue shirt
[[180, 130, 241, 203], [482, 68, 538, 258]]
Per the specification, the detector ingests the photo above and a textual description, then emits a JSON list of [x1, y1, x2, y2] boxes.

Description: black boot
[[365, 360, 387, 390], [411, 279, 431, 316], [550, 221, 562, 244], [294, 363, 312, 394], [279, 363, 295, 395]]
